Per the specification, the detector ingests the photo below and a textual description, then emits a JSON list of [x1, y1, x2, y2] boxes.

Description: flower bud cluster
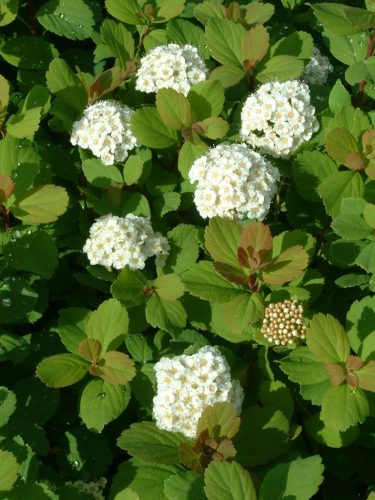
[[240, 80, 319, 158], [83, 214, 169, 270], [302, 46, 333, 86], [153, 345, 244, 438], [65, 477, 107, 500], [188, 143, 279, 220], [261, 299, 306, 346], [70, 101, 137, 165], [135, 43, 208, 96]]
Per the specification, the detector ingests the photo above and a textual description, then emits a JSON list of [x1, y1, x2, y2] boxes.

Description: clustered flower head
[[153, 345, 244, 438], [83, 214, 169, 270], [135, 43, 208, 96], [261, 299, 306, 346], [302, 46, 333, 86], [188, 143, 279, 220], [70, 100, 137, 165], [240, 80, 319, 158], [65, 477, 107, 500]]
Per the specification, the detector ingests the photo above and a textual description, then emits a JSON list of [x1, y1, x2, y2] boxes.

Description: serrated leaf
[[238, 221, 273, 270], [356, 241, 375, 273], [204, 461, 257, 500], [117, 421, 185, 464], [164, 471, 205, 500], [0, 450, 18, 491], [82, 158, 123, 188], [332, 214, 372, 240], [197, 402, 240, 440], [164, 224, 199, 274], [256, 55, 303, 83], [222, 292, 264, 333], [356, 361, 375, 392], [95, 351, 136, 385], [318, 171, 364, 217], [245, 2, 274, 24], [205, 217, 243, 271], [280, 347, 329, 385], [271, 31, 313, 60], [156, 0, 185, 22], [307, 313, 350, 364], [0, 36, 57, 69], [131, 108, 178, 149], [326, 128, 365, 170], [262, 246, 308, 285], [156, 88, 192, 130], [312, 3, 375, 36], [196, 117, 228, 139], [293, 151, 338, 202], [11, 184, 69, 224], [347, 295, 375, 360], [0, 0, 19, 27], [36, 353, 89, 388], [80, 379, 131, 432], [305, 413, 359, 448], [187, 80, 224, 122], [105, 0, 142, 24], [181, 261, 242, 303], [58, 307, 89, 355], [111, 268, 148, 307], [79, 338, 101, 363], [205, 18, 244, 67], [329, 80, 352, 113], [89, 66, 126, 102], [209, 65, 245, 88], [101, 19, 134, 70], [145, 295, 186, 334], [153, 274, 185, 301], [86, 298, 129, 356], [0, 387, 16, 428], [321, 385, 369, 431], [363, 203, 375, 229], [243, 24, 269, 69], [46, 58, 86, 112], [259, 456, 324, 500], [37, 0, 95, 40]]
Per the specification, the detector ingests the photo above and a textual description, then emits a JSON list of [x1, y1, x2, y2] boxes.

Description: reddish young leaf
[[261, 245, 308, 285], [0, 175, 14, 203], [325, 363, 346, 387], [79, 338, 102, 363]]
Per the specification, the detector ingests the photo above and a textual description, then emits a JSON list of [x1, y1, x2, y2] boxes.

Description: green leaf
[[89, 66, 126, 102], [0, 0, 19, 26], [164, 471, 205, 500], [156, 89, 192, 130], [329, 80, 352, 113], [356, 361, 375, 392], [145, 295, 186, 335], [37, 0, 95, 40], [156, 0, 185, 22], [123, 155, 144, 185], [197, 117, 228, 139], [346, 57, 375, 86], [318, 171, 364, 217], [46, 58, 86, 112], [167, 19, 207, 58], [325, 128, 363, 169], [204, 461, 257, 500], [164, 224, 199, 274], [259, 380, 294, 420], [325, 31, 367, 66], [205, 217, 244, 272], [11, 184, 69, 224], [79, 338, 101, 363], [328, 105, 370, 140], [305, 413, 359, 448], [111, 268, 148, 307], [96, 351, 136, 385], [0, 387, 16, 428], [243, 24, 269, 68], [131, 108, 178, 149], [80, 379, 131, 432], [101, 19, 134, 70], [105, 0, 142, 24], [0, 36, 58, 69], [6, 86, 47, 139], [332, 214, 372, 240], [205, 18, 244, 67], [234, 406, 289, 466], [209, 65, 245, 88], [58, 307, 90, 355], [293, 151, 337, 202], [313, 3, 375, 36], [194, 1, 225, 25], [364, 203, 375, 229], [197, 402, 240, 440], [307, 313, 350, 364], [0, 75, 10, 129], [36, 353, 89, 388], [280, 347, 329, 385], [117, 421, 185, 464], [181, 261, 242, 303], [153, 274, 185, 301], [0, 450, 18, 491], [262, 246, 308, 285], [82, 158, 123, 188], [271, 31, 313, 60], [86, 298, 129, 355], [188, 80, 224, 122], [222, 293, 264, 333], [245, 2, 274, 24], [347, 295, 375, 360], [256, 55, 303, 83], [356, 241, 375, 273], [321, 385, 369, 431], [178, 140, 208, 178], [259, 456, 324, 500]]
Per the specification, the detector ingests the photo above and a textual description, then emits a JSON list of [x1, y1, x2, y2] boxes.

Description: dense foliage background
[[1, 0, 375, 498]]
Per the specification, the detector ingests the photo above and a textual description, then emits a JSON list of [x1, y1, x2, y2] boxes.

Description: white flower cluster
[[188, 143, 279, 220], [70, 101, 137, 165], [65, 477, 106, 500], [302, 46, 333, 86], [135, 43, 208, 96], [240, 80, 319, 158], [83, 214, 169, 270], [153, 345, 244, 438]]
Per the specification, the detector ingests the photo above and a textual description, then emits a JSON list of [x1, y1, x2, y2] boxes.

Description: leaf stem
[[28, 0, 37, 36], [0, 205, 11, 231]]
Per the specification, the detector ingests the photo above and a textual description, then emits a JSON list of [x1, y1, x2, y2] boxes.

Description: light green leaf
[[105, 0, 142, 24], [205, 217, 243, 269], [164, 471, 205, 500], [82, 158, 123, 188], [36, 353, 89, 388], [243, 24, 269, 68], [280, 347, 329, 385], [153, 274, 185, 301], [156, 89, 192, 130], [80, 379, 131, 432], [318, 171, 364, 217], [96, 351, 136, 385], [46, 58, 86, 112], [307, 313, 350, 364], [262, 246, 309, 285], [197, 402, 240, 440], [356, 241, 375, 273], [58, 307, 90, 355], [117, 421, 185, 464], [86, 298, 129, 355], [329, 80, 352, 113], [164, 224, 200, 274], [0, 450, 18, 491], [131, 107, 178, 149], [204, 461, 257, 500], [181, 261, 242, 303], [188, 80, 224, 121], [209, 64, 245, 88], [37, 0, 95, 40], [6, 108, 41, 138], [167, 19, 207, 58], [346, 57, 375, 86], [205, 18, 244, 67], [313, 3, 375, 36], [0, 0, 19, 26], [321, 385, 369, 431], [111, 268, 148, 307], [0, 386, 16, 428], [328, 105, 370, 140], [325, 31, 367, 66], [259, 456, 324, 500], [194, 1, 225, 25], [197, 117, 228, 139], [123, 155, 144, 185], [101, 19, 134, 70], [222, 292, 264, 333], [11, 184, 69, 224], [178, 141, 208, 178], [245, 2, 274, 25], [145, 295, 186, 335], [156, 0, 185, 22], [347, 295, 375, 360], [305, 413, 359, 448], [271, 31, 313, 60], [332, 214, 372, 240], [256, 55, 303, 83]]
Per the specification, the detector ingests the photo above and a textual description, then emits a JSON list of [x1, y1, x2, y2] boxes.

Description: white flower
[[188, 144, 279, 220], [136, 44, 208, 96], [153, 345, 244, 438], [65, 478, 107, 500], [240, 80, 319, 158], [302, 46, 333, 86], [70, 101, 137, 165], [83, 214, 169, 270]]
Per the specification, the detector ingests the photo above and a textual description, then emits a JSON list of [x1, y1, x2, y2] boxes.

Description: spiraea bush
[[1, 0, 375, 498]]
